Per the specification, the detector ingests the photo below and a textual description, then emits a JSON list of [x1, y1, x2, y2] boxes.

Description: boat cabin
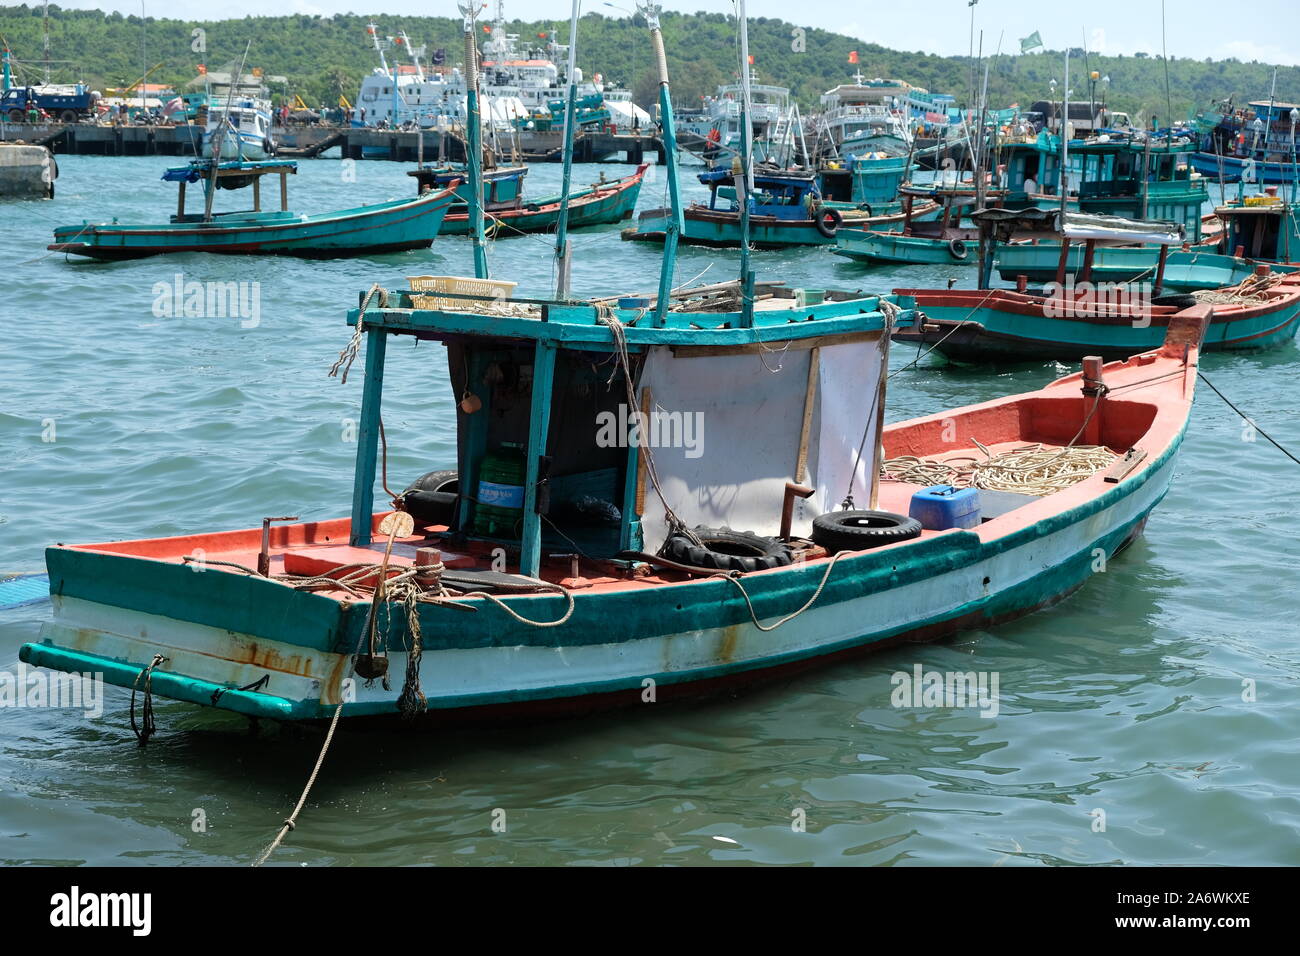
[[818, 154, 913, 207], [410, 163, 527, 211], [1002, 132, 1209, 241], [1215, 189, 1300, 262], [342, 279, 909, 579], [698, 166, 823, 219], [162, 159, 298, 222]]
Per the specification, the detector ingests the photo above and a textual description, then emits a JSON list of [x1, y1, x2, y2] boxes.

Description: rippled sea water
[[1, 155, 1297, 866]]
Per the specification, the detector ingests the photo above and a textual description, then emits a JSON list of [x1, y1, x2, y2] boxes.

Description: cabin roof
[[162, 159, 298, 183]]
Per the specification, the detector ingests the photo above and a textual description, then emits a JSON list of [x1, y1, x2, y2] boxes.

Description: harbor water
[[1, 155, 1297, 865]]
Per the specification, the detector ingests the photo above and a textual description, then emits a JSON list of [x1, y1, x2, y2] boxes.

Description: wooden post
[[177, 180, 186, 219], [1079, 239, 1096, 284], [1081, 355, 1105, 447], [1154, 244, 1169, 295], [252, 174, 261, 212], [349, 327, 388, 548], [519, 340, 558, 577], [1055, 237, 1072, 287], [279, 169, 288, 212]]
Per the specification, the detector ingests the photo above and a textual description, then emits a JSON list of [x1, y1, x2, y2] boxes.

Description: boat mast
[[737, 0, 755, 327], [460, 1, 490, 279], [1059, 49, 1069, 220], [553, 0, 581, 298], [204, 41, 252, 223], [639, 2, 683, 327]]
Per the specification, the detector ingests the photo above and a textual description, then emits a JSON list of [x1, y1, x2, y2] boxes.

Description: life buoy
[[814, 206, 843, 238], [948, 238, 969, 260]]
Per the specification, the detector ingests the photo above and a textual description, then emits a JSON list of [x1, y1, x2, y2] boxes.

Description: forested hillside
[[1, 5, 1296, 122]]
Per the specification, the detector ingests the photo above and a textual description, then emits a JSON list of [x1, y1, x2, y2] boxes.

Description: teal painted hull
[[992, 244, 1291, 293], [895, 286, 1300, 361], [50, 191, 455, 259], [834, 230, 974, 266], [439, 171, 643, 236], [626, 203, 918, 249]]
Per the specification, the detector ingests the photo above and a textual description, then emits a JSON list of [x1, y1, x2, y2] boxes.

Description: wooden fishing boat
[[623, 166, 935, 249], [411, 162, 648, 236], [832, 182, 1013, 266], [48, 160, 458, 260], [893, 207, 1300, 362], [18, 282, 1210, 724]]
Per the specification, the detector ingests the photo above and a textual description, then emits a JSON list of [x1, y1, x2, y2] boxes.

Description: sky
[[40, 0, 1300, 67]]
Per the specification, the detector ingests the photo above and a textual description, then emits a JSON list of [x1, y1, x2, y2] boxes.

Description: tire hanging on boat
[[402, 469, 459, 526], [811, 510, 922, 553], [662, 526, 793, 573], [814, 206, 844, 238], [948, 238, 968, 260]]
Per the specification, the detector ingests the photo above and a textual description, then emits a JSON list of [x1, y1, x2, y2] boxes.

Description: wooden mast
[[737, 0, 756, 328], [460, 1, 489, 279], [640, 2, 683, 328], [553, 0, 581, 298]]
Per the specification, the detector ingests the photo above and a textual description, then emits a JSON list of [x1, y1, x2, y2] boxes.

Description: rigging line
[[1198, 370, 1300, 468]]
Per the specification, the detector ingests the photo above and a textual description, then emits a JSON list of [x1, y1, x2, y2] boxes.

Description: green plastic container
[[474, 443, 526, 537]]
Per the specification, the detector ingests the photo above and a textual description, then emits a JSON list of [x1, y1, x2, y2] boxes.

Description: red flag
[[482, 24, 490, 33], [848, 50, 859, 64], [197, 64, 206, 75], [747, 54, 754, 65]]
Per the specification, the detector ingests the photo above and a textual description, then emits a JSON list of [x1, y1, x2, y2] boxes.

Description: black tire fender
[[948, 238, 968, 260], [811, 510, 922, 553], [402, 469, 459, 526], [663, 526, 793, 573], [1151, 293, 1199, 309], [813, 206, 843, 238]]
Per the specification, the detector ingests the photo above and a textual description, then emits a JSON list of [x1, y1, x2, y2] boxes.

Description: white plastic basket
[[407, 275, 518, 311]]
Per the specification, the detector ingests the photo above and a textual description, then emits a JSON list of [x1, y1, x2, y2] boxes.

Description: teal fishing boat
[[894, 207, 1300, 362], [624, 165, 927, 249], [990, 130, 1225, 284], [21, 0, 1212, 741], [833, 182, 1015, 266], [1215, 187, 1300, 263], [411, 162, 647, 236], [49, 160, 459, 260]]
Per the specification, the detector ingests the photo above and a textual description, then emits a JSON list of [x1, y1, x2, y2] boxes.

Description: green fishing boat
[[49, 159, 459, 260]]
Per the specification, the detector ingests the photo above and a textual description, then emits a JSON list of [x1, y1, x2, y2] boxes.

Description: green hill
[[1, 5, 1296, 123]]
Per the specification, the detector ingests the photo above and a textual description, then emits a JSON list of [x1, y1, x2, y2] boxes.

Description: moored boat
[[48, 159, 459, 260], [894, 208, 1300, 362], [623, 165, 935, 249], [18, 281, 1211, 724], [411, 162, 647, 235]]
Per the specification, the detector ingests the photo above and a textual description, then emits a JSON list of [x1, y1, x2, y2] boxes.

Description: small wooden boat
[[49, 160, 458, 260], [19, 282, 1210, 724], [832, 182, 1013, 266], [411, 162, 647, 236], [893, 209, 1300, 362], [623, 166, 934, 249]]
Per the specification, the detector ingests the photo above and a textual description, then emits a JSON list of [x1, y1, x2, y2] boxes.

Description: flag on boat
[[849, 50, 859, 64], [1020, 31, 1043, 53], [747, 54, 754, 64]]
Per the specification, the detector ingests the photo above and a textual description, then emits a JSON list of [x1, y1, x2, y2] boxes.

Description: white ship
[[701, 73, 793, 163], [193, 63, 279, 161], [477, 3, 650, 131], [354, 23, 526, 131]]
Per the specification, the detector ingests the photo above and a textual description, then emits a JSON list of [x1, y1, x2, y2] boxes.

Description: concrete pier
[[0, 122, 665, 165], [0, 143, 56, 198]]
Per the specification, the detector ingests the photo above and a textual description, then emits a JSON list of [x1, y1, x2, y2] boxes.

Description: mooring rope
[[129, 653, 168, 748], [328, 283, 383, 384]]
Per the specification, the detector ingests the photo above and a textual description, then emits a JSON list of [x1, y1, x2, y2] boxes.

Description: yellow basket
[[407, 275, 518, 311]]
